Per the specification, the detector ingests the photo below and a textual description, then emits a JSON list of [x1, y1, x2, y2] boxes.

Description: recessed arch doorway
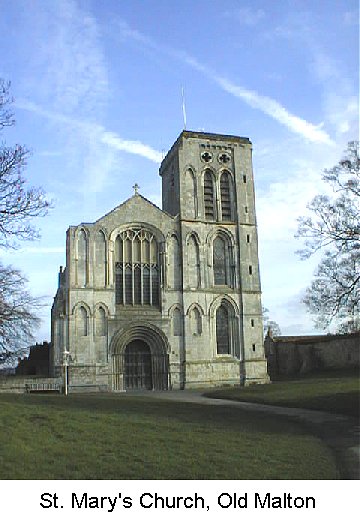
[[111, 323, 170, 391]]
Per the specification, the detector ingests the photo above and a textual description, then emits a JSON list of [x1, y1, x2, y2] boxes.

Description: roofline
[[159, 130, 251, 172]]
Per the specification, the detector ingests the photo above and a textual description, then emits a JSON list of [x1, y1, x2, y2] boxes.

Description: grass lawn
[[0, 392, 338, 480], [204, 371, 360, 417]]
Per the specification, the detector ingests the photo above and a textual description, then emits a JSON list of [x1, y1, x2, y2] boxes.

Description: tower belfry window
[[115, 229, 159, 306], [220, 171, 232, 220], [204, 170, 215, 220]]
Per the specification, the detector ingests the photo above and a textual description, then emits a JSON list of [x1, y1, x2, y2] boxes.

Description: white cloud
[[268, 17, 359, 141], [17, 100, 162, 164], [117, 20, 335, 146]]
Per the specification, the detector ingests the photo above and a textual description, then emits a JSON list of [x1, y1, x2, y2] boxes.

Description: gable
[[95, 195, 174, 235]]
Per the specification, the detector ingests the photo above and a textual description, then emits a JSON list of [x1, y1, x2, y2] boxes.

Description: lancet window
[[115, 229, 159, 306], [216, 304, 230, 354], [220, 171, 232, 221], [213, 235, 232, 286], [203, 170, 216, 220]]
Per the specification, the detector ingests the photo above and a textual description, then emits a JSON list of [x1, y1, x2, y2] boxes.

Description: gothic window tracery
[[115, 229, 159, 306]]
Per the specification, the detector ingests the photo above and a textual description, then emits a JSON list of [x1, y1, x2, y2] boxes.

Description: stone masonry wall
[[265, 332, 360, 379]]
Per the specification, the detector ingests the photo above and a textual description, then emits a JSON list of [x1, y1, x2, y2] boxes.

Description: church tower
[[159, 131, 267, 385], [51, 129, 268, 392]]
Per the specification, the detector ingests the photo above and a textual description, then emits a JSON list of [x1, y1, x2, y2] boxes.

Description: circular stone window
[[200, 150, 213, 163], [218, 152, 231, 164]]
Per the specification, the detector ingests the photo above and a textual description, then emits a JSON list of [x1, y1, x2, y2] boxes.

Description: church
[[50, 130, 269, 391]]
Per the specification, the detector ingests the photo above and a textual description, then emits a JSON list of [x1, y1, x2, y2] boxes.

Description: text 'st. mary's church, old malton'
[[51, 131, 268, 391]]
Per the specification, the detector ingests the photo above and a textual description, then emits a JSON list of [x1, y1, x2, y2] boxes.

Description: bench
[[25, 383, 61, 393]]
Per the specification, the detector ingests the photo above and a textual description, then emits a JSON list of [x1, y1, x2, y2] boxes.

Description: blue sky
[[0, 0, 358, 342]]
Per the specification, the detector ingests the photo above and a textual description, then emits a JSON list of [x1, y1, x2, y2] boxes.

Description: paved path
[[131, 389, 360, 479]]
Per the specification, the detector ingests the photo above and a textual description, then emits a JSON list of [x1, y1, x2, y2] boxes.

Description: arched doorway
[[111, 323, 170, 391], [124, 340, 152, 390]]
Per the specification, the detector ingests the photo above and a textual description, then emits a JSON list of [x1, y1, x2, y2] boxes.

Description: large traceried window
[[115, 229, 159, 306], [203, 170, 216, 220]]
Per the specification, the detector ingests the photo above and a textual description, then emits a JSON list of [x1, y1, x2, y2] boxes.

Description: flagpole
[[182, 87, 187, 130]]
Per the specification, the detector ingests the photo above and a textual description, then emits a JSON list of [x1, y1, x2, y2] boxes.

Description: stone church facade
[[51, 131, 268, 391]]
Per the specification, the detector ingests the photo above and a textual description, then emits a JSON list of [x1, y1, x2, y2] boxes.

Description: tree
[[0, 265, 42, 363], [296, 141, 360, 332], [0, 79, 50, 363], [262, 306, 282, 337], [1, 80, 50, 248]]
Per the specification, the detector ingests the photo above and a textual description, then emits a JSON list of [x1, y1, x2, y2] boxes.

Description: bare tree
[[296, 141, 360, 332], [0, 265, 43, 363], [0, 79, 50, 248], [262, 306, 282, 336], [0, 79, 50, 363]]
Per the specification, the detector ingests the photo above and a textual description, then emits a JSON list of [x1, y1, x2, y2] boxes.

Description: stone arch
[[73, 303, 91, 337], [186, 303, 204, 336], [76, 226, 89, 287], [110, 323, 170, 391], [167, 233, 181, 290], [72, 301, 92, 317], [169, 304, 183, 336], [209, 294, 239, 318], [184, 166, 197, 219], [209, 296, 240, 359], [94, 303, 108, 337], [185, 232, 201, 288], [94, 229, 107, 287], [207, 229, 235, 288], [219, 169, 235, 221], [202, 168, 217, 220]]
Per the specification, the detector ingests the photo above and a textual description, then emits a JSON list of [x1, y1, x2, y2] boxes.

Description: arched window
[[220, 171, 232, 220], [94, 230, 106, 287], [216, 305, 230, 354], [184, 168, 197, 219], [189, 307, 202, 335], [76, 306, 88, 336], [172, 307, 183, 336], [187, 235, 200, 288], [167, 234, 181, 290], [115, 229, 159, 306], [77, 229, 87, 287], [213, 236, 226, 285], [95, 307, 106, 336], [212, 234, 233, 287], [203, 170, 216, 220]]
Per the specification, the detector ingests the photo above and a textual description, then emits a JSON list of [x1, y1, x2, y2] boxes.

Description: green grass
[[204, 371, 360, 417], [0, 393, 338, 479]]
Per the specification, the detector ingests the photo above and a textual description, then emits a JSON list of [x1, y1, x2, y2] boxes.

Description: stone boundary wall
[[264, 332, 360, 379], [0, 376, 62, 393]]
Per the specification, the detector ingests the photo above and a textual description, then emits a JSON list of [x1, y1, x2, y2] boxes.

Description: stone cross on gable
[[132, 183, 140, 195]]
